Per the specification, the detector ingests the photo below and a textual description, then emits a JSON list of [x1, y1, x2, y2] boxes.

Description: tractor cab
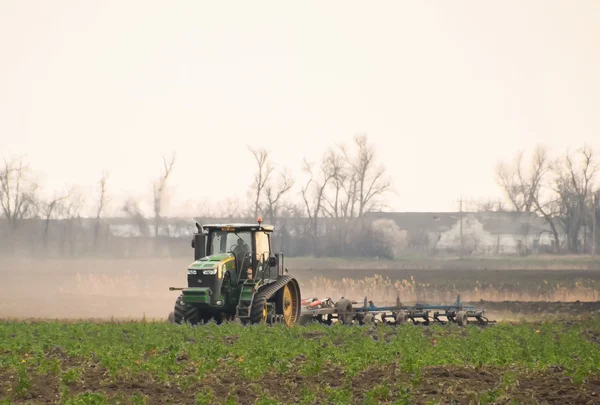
[[191, 218, 282, 284]]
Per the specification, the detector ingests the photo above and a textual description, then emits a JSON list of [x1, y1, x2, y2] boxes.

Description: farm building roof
[[362, 211, 551, 236]]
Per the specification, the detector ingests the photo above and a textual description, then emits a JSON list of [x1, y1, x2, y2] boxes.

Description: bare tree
[[248, 147, 274, 219], [552, 146, 597, 253], [314, 135, 391, 256], [220, 197, 244, 219], [496, 147, 548, 213], [496, 147, 562, 251], [497, 146, 598, 253], [274, 200, 304, 253], [41, 192, 68, 247], [58, 186, 86, 257], [0, 157, 39, 231], [60, 188, 84, 220], [340, 134, 391, 217], [247, 146, 294, 224], [153, 152, 176, 237], [94, 172, 109, 246], [321, 150, 350, 219], [123, 198, 150, 237], [264, 170, 294, 224], [300, 151, 339, 255], [320, 150, 354, 255], [194, 200, 217, 218], [531, 194, 562, 253]]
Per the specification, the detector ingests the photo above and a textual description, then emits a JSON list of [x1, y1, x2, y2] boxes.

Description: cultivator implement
[[299, 295, 496, 327]]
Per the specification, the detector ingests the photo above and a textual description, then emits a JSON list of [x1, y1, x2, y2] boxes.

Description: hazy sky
[[1, 1, 599, 216]]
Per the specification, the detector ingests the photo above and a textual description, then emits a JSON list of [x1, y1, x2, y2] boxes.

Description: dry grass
[[301, 274, 600, 304], [2, 257, 600, 321]]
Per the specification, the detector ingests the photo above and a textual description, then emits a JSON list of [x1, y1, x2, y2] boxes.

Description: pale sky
[[1, 1, 599, 217]]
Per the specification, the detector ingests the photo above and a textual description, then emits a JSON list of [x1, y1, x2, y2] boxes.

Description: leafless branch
[[153, 152, 176, 237], [247, 146, 274, 219], [94, 171, 109, 246], [0, 156, 39, 230], [264, 170, 294, 223], [339, 134, 391, 217], [42, 191, 69, 245]]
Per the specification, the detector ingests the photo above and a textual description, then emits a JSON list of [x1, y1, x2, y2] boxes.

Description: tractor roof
[[201, 223, 275, 232]]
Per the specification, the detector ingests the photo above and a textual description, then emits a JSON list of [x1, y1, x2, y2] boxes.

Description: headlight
[[203, 268, 217, 275], [188, 269, 197, 275]]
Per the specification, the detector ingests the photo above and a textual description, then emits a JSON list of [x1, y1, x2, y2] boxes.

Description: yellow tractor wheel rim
[[282, 284, 295, 326], [262, 303, 267, 323]]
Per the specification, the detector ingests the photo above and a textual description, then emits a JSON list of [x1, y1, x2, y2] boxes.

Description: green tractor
[[168, 218, 302, 326]]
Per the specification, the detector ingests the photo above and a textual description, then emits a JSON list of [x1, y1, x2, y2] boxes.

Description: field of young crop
[[2, 317, 600, 404]]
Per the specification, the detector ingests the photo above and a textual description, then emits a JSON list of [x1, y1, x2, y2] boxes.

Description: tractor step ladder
[[235, 280, 257, 321]]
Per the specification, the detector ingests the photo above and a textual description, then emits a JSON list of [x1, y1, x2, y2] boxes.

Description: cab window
[[255, 231, 270, 261], [210, 231, 252, 255]]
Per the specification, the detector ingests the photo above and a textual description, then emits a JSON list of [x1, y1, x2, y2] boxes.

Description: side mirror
[[268, 256, 277, 267]]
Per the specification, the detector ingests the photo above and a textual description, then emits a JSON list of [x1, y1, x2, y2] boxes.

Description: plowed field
[[2, 258, 600, 403]]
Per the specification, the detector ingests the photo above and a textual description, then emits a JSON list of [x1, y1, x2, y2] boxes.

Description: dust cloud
[[2, 258, 600, 322], [0, 258, 190, 321]]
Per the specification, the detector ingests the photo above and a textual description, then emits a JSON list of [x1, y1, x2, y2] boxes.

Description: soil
[[3, 258, 600, 403], [472, 300, 600, 315], [3, 361, 599, 404]]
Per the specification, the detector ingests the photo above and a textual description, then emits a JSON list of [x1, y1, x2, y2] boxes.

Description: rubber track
[[254, 274, 295, 301], [245, 275, 296, 324]]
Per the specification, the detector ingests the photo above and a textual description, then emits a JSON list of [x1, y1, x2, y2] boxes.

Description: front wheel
[[173, 295, 209, 325], [173, 294, 186, 324]]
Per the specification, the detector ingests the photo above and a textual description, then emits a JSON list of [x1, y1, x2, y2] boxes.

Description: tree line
[[1, 137, 598, 257], [496, 145, 599, 254], [0, 134, 394, 257]]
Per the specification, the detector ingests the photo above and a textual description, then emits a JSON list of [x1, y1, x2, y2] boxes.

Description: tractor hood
[[188, 253, 234, 272], [183, 253, 235, 307]]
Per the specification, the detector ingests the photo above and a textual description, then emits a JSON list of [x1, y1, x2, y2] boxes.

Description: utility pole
[[459, 196, 464, 259], [593, 191, 598, 256]]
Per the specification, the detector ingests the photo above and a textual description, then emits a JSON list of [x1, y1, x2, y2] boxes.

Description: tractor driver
[[232, 237, 249, 257], [232, 237, 251, 280]]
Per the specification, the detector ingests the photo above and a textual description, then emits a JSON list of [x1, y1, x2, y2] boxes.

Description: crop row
[[1, 318, 600, 404]]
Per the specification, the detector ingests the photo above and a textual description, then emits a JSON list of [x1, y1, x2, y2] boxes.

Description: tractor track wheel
[[249, 295, 268, 325], [276, 279, 301, 327], [243, 275, 301, 326], [336, 299, 354, 325]]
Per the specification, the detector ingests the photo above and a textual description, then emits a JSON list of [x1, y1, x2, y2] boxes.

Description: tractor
[[168, 218, 302, 326]]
